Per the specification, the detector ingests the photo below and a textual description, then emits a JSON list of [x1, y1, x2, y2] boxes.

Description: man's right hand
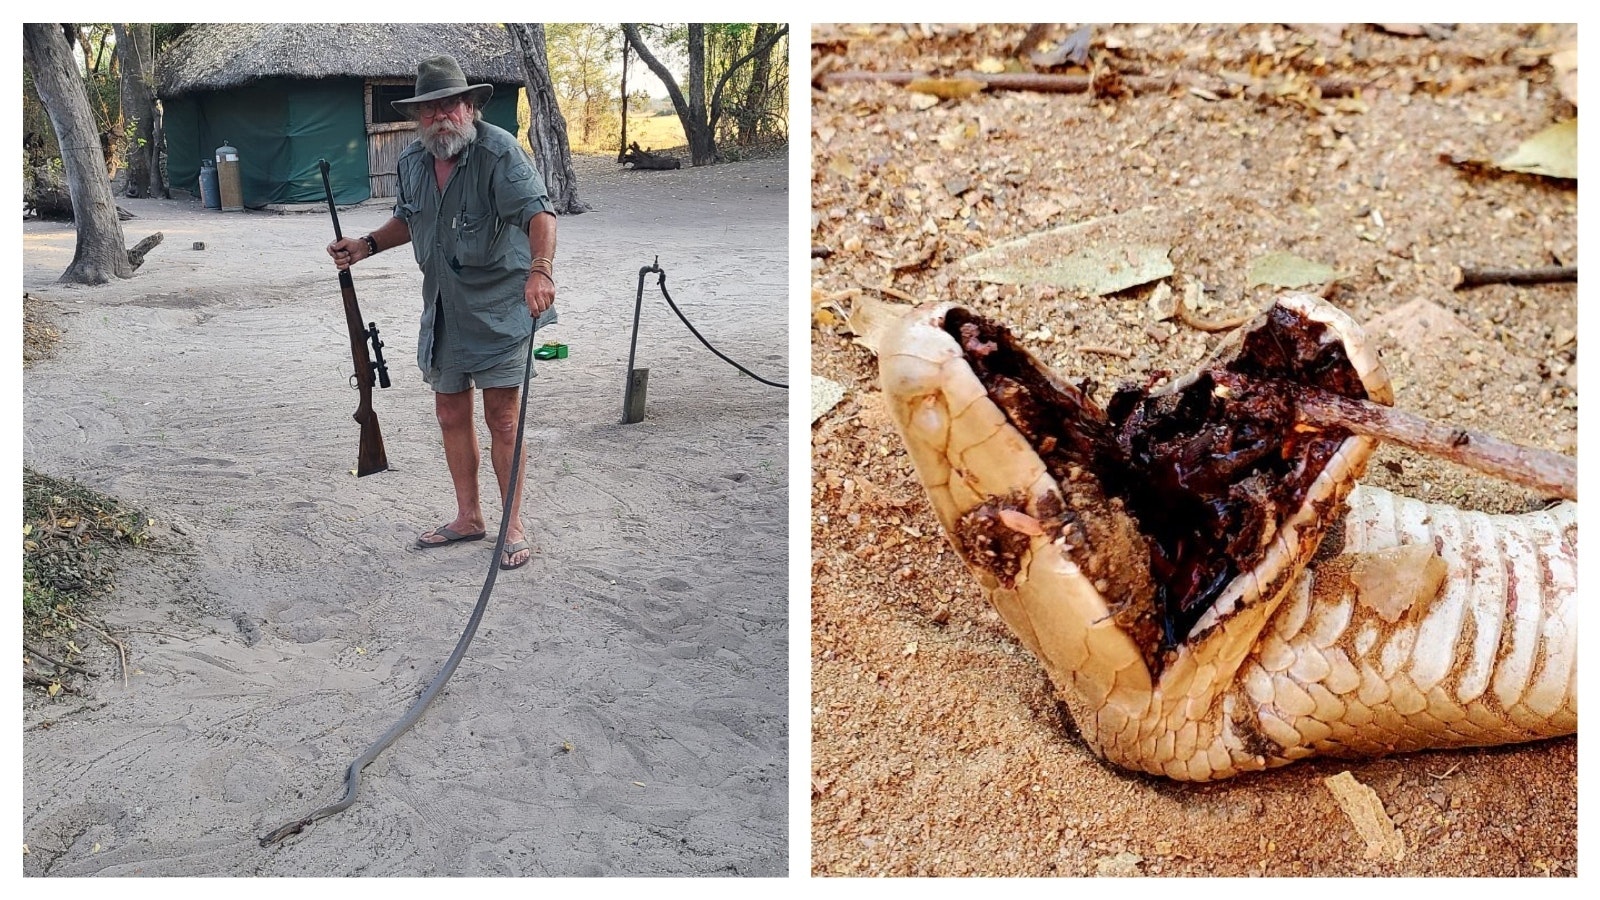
[[327, 237, 367, 271]]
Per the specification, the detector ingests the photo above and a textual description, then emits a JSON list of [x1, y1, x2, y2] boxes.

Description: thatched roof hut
[[159, 23, 525, 207]]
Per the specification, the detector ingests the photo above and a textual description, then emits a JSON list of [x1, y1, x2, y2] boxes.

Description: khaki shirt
[[394, 121, 554, 372]]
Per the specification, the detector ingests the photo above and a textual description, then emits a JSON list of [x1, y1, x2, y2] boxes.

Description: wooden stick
[[816, 70, 1367, 99], [1455, 265, 1576, 289], [24, 673, 80, 694], [818, 70, 1156, 94], [59, 614, 128, 689], [23, 641, 98, 677], [1293, 386, 1576, 501], [1079, 345, 1134, 359]]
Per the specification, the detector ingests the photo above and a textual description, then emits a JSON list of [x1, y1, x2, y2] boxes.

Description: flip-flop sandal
[[416, 525, 488, 549], [499, 540, 532, 570]]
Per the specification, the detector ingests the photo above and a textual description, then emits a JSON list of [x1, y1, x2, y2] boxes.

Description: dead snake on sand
[[876, 294, 1575, 781]]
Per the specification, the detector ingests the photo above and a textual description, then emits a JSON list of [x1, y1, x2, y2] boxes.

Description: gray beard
[[421, 119, 476, 160]]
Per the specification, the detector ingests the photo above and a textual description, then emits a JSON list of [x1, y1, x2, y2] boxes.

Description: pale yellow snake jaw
[[878, 294, 1576, 781]]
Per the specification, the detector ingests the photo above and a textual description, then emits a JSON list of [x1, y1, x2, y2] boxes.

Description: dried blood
[[947, 306, 1364, 653]]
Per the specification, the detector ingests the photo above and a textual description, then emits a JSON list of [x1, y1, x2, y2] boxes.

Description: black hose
[[651, 268, 786, 390]]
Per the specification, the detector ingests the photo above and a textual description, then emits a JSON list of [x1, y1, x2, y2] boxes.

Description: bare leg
[[482, 385, 530, 566], [419, 388, 486, 543]]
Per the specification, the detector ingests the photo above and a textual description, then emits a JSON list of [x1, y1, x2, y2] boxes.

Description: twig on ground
[[23, 641, 98, 677], [1245, 376, 1578, 501], [58, 614, 128, 689], [1455, 265, 1576, 289], [816, 70, 1369, 99], [24, 673, 80, 694], [871, 285, 922, 303], [1079, 345, 1134, 359], [132, 544, 198, 557], [1174, 286, 1254, 333], [818, 70, 1166, 94], [119, 628, 191, 640]]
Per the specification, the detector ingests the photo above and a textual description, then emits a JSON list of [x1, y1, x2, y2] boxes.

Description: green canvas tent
[[158, 23, 524, 207]]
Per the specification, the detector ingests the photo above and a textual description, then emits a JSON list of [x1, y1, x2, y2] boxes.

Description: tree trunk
[[113, 24, 165, 199], [706, 25, 789, 150], [24, 23, 133, 284], [506, 23, 588, 215], [736, 24, 777, 145], [684, 25, 716, 166], [623, 24, 716, 166], [623, 23, 789, 167], [616, 34, 630, 163]]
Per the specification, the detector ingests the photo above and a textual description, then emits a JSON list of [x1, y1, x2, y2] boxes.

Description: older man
[[329, 55, 556, 570]]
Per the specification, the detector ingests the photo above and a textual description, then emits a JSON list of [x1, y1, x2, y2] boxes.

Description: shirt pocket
[[454, 207, 505, 268]]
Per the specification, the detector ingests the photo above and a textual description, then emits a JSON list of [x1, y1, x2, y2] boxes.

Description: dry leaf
[[1325, 771, 1406, 861], [1248, 251, 1342, 288], [840, 293, 917, 356], [974, 57, 1006, 74], [1496, 119, 1577, 180], [962, 215, 1174, 296], [1093, 851, 1144, 876], [811, 377, 846, 424], [905, 78, 986, 100], [47, 682, 61, 697], [1289, 23, 1347, 46]]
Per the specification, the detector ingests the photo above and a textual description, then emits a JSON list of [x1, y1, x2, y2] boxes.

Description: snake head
[[879, 294, 1392, 775]]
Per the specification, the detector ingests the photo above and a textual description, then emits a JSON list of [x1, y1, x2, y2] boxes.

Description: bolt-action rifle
[[317, 158, 390, 476]]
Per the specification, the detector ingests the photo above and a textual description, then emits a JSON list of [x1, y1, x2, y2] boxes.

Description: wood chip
[[1325, 770, 1406, 861]]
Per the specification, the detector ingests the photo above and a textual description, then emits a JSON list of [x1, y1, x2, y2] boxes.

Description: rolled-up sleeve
[[493, 153, 554, 233]]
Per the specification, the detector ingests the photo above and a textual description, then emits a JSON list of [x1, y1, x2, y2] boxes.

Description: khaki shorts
[[424, 338, 533, 394]]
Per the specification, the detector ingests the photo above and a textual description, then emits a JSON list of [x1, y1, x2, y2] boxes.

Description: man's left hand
[[525, 271, 555, 318]]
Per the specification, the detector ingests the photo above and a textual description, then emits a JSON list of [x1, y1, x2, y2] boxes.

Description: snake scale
[[877, 294, 1576, 781]]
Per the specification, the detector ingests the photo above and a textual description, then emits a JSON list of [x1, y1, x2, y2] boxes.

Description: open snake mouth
[[944, 302, 1374, 667]]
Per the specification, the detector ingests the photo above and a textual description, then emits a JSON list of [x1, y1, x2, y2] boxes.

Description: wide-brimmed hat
[[391, 54, 493, 117]]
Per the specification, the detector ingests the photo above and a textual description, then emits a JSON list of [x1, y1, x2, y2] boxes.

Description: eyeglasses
[[416, 98, 464, 118]]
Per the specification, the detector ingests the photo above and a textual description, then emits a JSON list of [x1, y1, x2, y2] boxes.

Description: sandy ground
[[810, 24, 1575, 876], [22, 153, 788, 876]]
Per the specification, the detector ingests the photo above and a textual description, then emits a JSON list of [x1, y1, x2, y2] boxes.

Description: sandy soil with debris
[[22, 153, 788, 876], [810, 24, 1575, 876]]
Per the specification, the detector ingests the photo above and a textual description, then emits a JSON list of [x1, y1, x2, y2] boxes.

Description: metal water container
[[198, 158, 220, 209], [216, 141, 243, 211]]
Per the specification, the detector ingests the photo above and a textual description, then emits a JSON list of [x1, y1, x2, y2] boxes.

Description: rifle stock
[[340, 269, 388, 476], [320, 158, 389, 476]]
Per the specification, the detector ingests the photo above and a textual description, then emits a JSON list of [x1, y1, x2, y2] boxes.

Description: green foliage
[[548, 24, 624, 151], [705, 24, 789, 146], [22, 469, 149, 631]]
